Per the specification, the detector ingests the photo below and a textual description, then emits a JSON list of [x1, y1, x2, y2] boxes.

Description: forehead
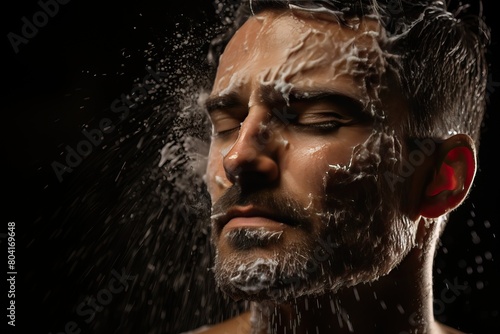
[[221, 10, 383, 60], [212, 9, 387, 102]]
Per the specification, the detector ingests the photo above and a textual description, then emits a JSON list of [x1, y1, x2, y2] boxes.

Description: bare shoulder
[[435, 321, 466, 334], [181, 312, 252, 334], [182, 316, 464, 334]]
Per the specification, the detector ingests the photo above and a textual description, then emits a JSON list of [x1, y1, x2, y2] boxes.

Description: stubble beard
[[211, 130, 418, 303]]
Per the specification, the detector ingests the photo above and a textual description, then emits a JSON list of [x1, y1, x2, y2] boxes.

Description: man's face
[[205, 10, 417, 302]]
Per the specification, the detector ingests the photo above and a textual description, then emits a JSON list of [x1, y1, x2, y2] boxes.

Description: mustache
[[211, 184, 313, 231]]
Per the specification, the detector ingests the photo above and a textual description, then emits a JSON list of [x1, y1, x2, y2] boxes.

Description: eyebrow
[[205, 85, 367, 114], [287, 88, 367, 113], [205, 91, 245, 114]]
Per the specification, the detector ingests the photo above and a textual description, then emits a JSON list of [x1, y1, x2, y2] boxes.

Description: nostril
[[221, 117, 280, 186], [224, 154, 279, 187], [223, 146, 259, 180], [231, 169, 280, 192]]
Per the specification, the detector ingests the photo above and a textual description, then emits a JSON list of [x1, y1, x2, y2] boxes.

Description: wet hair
[[208, 0, 490, 149]]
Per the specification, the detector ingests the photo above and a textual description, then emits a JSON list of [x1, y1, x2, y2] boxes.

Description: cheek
[[282, 142, 355, 196]]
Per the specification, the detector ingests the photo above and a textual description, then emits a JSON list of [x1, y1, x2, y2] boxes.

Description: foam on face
[[228, 257, 279, 293], [212, 56, 415, 313], [212, 11, 390, 110], [207, 8, 395, 196]]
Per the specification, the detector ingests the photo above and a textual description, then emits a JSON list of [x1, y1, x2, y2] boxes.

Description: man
[[192, 0, 490, 333]]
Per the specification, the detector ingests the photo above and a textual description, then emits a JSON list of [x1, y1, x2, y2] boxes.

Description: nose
[[223, 106, 280, 188]]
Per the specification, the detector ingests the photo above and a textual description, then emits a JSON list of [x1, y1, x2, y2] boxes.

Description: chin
[[212, 219, 416, 303]]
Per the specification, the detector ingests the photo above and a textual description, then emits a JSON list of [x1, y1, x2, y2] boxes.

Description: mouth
[[212, 205, 295, 234]]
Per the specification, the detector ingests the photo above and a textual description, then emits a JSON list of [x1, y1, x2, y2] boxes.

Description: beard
[[210, 130, 418, 303]]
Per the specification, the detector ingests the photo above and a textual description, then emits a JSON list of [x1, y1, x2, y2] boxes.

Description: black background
[[3, 1, 499, 333]]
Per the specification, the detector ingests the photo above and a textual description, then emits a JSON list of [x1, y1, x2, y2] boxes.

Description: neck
[[249, 244, 440, 334]]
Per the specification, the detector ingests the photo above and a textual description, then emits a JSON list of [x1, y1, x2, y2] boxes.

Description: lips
[[213, 205, 289, 233]]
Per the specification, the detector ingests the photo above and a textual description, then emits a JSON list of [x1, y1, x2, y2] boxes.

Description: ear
[[419, 134, 477, 218]]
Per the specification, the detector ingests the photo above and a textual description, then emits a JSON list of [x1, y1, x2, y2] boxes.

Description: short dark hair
[[208, 0, 490, 148]]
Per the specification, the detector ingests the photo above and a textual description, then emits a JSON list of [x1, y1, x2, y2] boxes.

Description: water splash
[[24, 1, 497, 333]]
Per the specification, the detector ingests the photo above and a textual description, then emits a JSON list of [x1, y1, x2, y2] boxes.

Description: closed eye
[[285, 89, 370, 131], [285, 90, 364, 131], [205, 92, 246, 139], [212, 125, 241, 138], [297, 111, 351, 125], [209, 110, 243, 138], [290, 111, 353, 132]]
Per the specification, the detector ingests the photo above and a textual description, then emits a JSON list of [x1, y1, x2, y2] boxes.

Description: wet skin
[[205, 8, 418, 299], [200, 8, 467, 334]]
